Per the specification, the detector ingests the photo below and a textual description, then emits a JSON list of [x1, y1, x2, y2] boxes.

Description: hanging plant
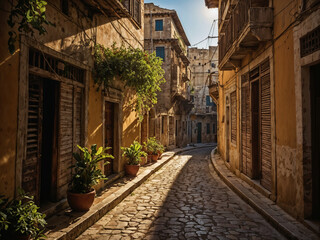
[[93, 44, 165, 120], [7, 0, 55, 54]]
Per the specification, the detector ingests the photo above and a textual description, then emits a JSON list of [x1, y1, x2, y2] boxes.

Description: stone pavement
[[45, 144, 214, 240], [77, 148, 285, 240], [211, 150, 320, 240]]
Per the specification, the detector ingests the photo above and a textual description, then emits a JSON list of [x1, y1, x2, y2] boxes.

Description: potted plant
[[67, 144, 113, 211], [144, 137, 160, 162], [0, 190, 47, 240], [122, 141, 147, 177], [156, 141, 165, 159]]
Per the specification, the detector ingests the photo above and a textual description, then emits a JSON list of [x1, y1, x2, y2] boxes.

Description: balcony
[[218, 0, 273, 70], [82, 0, 141, 26]]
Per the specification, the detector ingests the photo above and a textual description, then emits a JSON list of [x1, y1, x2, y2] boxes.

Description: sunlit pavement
[[77, 147, 285, 240]]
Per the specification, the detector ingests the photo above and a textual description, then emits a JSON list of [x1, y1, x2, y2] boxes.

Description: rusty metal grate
[[29, 48, 84, 83], [300, 25, 320, 58]]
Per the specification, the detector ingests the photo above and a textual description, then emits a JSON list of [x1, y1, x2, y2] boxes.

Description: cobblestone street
[[77, 148, 285, 240]]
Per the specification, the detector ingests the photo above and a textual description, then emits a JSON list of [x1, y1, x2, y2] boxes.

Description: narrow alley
[[77, 148, 284, 240]]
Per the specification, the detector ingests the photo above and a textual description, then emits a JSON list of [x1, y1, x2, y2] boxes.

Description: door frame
[[103, 92, 122, 174], [16, 36, 89, 198]]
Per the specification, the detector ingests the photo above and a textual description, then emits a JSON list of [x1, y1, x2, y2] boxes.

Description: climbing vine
[[7, 0, 54, 54], [93, 44, 165, 120]]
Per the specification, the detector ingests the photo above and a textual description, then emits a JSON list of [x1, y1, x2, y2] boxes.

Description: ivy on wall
[[93, 44, 165, 120]]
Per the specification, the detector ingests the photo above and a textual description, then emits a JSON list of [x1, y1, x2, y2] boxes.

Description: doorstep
[[210, 149, 319, 240], [45, 143, 215, 240]]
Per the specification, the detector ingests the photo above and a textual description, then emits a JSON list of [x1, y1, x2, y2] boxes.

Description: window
[[231, 91, 237, 144], [213, 123, 216, 134], [211, 62, 216, 68], [61, 0, 69, 16], [208, 69, 210, 73], [156, 47, 165, 61], [194, 56, 196, 59], [122, 0, 141, 25], [207, 123, 210, 134], [155, 19, 163, 31], [198, 63, 201, 66], [206, 96, 213, 106]]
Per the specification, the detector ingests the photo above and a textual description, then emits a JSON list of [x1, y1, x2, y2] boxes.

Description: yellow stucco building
[[206, 0, 320, 225], [0, 0, 145, 212]]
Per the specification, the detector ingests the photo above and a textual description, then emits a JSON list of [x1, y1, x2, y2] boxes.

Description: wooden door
[[23, 76, 43, 203], [197, 122, 202, 143], [311, 63, 320, 219], [105, 101, 114, 176], [251, 80, 260, 179]]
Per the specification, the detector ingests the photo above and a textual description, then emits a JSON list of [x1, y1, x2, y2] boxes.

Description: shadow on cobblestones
[[77, 147, 285, 240]]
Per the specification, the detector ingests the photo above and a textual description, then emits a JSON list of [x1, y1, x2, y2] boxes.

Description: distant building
[[144, 3, 193, 148], [188, 47, 218, 143]]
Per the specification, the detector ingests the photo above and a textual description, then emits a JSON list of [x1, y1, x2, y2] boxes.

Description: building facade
[[144, 3, 193, 149], [0, 0, 144, 211], [206, 0, 320, 225], [188, 47, 218, 144]]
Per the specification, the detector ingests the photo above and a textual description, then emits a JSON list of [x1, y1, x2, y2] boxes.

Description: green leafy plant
[[144, 137, 163, 155], [7, 0, 54, 54], [70, 144, 114, 194], [121, 141, 147, 165], [0, 190, 46, 240], [93, 44, 165, 120]]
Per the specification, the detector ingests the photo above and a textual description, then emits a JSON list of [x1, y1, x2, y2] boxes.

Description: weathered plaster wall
[[0, 0, 144, 198], [0, 1, 20, 198], [273, 1, 302, 217]]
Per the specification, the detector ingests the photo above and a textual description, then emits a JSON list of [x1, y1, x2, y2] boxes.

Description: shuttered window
[[230, 90, 237, 144], [207, 123, 210, 134], [155, 19, 163, 31], [156, 47, 165, 61]]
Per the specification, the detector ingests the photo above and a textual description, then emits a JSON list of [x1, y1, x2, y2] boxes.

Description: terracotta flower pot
[[140, 156, 147, 165], [67, 189, 96, 211], [125, 164, 140, 177], [151, 154, 158, 162]]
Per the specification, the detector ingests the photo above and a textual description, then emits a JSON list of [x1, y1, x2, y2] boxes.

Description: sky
[[144, 0, 218, 49]]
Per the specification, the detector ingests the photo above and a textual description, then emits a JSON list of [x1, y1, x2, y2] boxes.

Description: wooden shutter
[[23, 76, 43, 203], [231, 91, 237, 143], [74, 87, 82, 151], [241, 79, 251, 177], [57, 83, 74, 198], [260, 65, 271, 191]]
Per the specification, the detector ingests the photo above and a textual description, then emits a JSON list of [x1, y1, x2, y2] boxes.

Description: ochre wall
[[0, 1, 20, 198], [216, 0, 304, 218], [0, 0, 144, 198]]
